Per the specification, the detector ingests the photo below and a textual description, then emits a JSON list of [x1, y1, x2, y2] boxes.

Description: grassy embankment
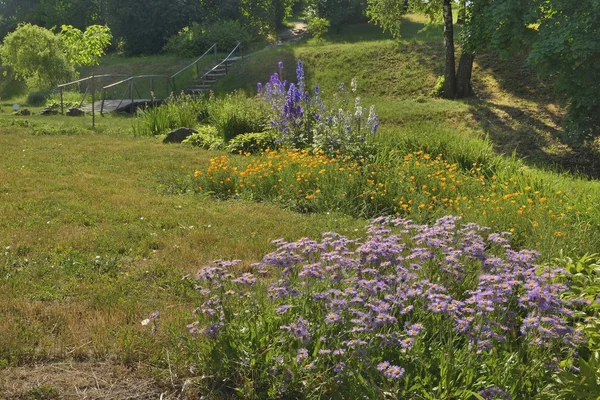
[[0, 13, 599, 398]]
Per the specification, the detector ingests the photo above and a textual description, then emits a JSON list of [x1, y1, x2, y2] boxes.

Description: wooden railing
[[100, 75, 173, 115], [56, 74, 131, 126]]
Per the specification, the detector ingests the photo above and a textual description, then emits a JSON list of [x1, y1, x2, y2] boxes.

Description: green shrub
[[208, 92, 268, 142], [226, 130, 280, 154], [307, 17, 331, 42], [26, 89, 52, 106], [183, 125, 225, 150], [164, 20, 250, 57]]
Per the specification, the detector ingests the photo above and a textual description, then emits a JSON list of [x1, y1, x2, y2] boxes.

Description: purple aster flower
[[383, 365, 405, 379], [334, 362, 346, 373], [377, 361, 390, 372], [296, 348, 309, 362], [275, 305, 293, 314]]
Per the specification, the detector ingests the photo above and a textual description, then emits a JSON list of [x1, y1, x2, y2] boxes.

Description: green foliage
[[60, 24, 112, 67], [539, 253, 600, 399], [226, 130, 280, 154], [365, 0, 410, 38], [307, 17, 331, 42], [239, 0, 295, 35], [528, 0, 600, 141], [468, 0, 600, 139], [133, 94, 205, 136], [26, 89, 52, 106], [164, 20, 250, 58], [107, 0, 203, 56], [306, 0, 367, 29], [208, 92, 268, 142], [0, 23, 111, 90], [182, 125, 225, 150], [0, 24, 76, 89], [431, 75, 444, 97]]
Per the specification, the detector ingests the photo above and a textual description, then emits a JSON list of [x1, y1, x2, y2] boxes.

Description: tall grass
[[133, 93, 206, 136], [207, 92, 269, 141]]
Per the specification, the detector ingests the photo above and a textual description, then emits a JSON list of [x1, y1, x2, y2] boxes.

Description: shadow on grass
[[474, 53, 557, 105], [468, 100, 600, 179]]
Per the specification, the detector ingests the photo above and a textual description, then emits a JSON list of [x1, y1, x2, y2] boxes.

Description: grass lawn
[[0, 121, 366, 397]]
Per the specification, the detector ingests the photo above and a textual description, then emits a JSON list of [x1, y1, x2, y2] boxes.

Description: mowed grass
[[0, 125, 365, 370]]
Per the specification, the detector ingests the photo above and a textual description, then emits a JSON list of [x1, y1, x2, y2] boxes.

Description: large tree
[[366, 0, 475, 99]]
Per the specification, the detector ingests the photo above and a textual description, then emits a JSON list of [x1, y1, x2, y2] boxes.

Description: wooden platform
[[80, 99, 161, 114]]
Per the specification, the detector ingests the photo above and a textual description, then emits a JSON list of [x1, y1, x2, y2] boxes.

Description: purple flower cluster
[[186, 216, 584, 393], [259, 61, 378, 157]]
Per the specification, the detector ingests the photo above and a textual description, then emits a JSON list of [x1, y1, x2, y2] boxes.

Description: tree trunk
[[442, 0, 456, 99], [456, 51, 475, 98], [456, 0, 466, 24], [403, 0, 409, 12]]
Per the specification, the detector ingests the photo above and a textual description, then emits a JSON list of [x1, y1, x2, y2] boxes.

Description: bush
[[164, 20, 250, 58], [226, 130, 280, 154], [183, 125, 225, 151], [26, 89, 52, 106], [208, 92, 268, 142], [307, 17, 331, 42]]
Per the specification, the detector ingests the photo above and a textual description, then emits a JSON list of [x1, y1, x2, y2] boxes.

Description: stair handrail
[[171, 43, 218, 93], [196, 42, 242, 88]]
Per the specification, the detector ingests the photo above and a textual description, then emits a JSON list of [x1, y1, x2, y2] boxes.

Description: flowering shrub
[[180, 216, 584, 398], [259, 61, 379, 159]]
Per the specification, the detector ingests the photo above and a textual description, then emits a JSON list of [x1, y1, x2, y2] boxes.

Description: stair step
[[227, 56, 242, 61]]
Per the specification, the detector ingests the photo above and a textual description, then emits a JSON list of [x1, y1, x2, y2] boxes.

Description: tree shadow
[[473, 53, 557, 105], [467, 99, 600, 179]]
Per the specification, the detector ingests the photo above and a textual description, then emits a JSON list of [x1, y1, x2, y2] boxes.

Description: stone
[[66, 108, 85, 117], [15, 109, 31, 116], [163, 127, 198, 144], [40, 107, 58, 115]]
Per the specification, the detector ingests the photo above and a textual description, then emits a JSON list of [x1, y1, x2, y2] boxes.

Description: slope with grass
[[1, 13, 600, 399], [218, 14, 600, 178]]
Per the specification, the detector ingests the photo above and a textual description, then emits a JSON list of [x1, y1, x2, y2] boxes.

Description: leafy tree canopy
[[0, 22, 111, 89]]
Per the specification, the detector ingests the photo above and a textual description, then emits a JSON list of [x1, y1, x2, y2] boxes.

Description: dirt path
[[277, 21, 308, 44]]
